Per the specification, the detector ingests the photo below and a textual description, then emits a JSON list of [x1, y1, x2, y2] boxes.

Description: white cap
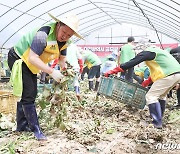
[[134, 37, 151, 50]]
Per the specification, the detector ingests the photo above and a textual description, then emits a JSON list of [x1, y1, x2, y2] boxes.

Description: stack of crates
[[98, 76, 148, 109]]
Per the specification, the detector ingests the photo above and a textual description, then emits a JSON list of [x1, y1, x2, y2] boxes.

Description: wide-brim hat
[[48, 13, 83, 39]]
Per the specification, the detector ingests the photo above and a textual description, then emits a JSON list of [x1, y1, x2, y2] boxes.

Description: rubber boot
[[74, 86, 80, 95], [16, 101, 31, 132], [22, 103, 47, 140], [159, 99, 166, 116], [81, 74, 84, 80], [173, 88, 180, 108], [177, 88, 180, 105], [75, 86, 80, 101], [148, 102, 162, 129], [89, 81, 94, 90], [167, 90, 173, 98], [94, 81, 99, 91]]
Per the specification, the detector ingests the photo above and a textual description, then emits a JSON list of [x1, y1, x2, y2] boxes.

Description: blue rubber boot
[[23, 103, 47, 140], [16, 101, 31, 132], [75, 86, 81, 100], [74, 86, 80, 95], [148, 102, 162, 129]]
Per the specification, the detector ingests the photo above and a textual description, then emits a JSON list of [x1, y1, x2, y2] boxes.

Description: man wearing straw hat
[[7, 13, 83, 140], [104, 38, 180, 129]]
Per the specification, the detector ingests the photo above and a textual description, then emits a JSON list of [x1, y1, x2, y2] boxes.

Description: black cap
[[127, 36, 135, 42]]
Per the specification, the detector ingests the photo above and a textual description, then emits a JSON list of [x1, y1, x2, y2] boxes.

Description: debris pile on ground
[[0, 80, 180, 154]]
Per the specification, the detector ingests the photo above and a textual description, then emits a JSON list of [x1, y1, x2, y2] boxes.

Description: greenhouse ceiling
[[0, 0, 179, 49]]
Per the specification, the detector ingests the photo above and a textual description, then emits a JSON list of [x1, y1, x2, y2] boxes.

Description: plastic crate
[[37, 83, 52, 93], [98, 76, 148, 109], [0, 91, 19, 114], [37, 80, 74, 93], [98, 77, 114, 97], [67, 78, 74, 91]]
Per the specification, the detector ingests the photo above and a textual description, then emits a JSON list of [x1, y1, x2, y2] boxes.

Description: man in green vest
[[79, 48, 102, 91], [104, 39, 180, 129], [119, 36, 136, 82], [7, 13, 83, 140]]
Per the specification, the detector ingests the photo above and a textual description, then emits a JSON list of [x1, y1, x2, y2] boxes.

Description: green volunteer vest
[[145, 47, 180, 82], [83, 50, 101, 69], [120, 43, 135, 63], [14, 23, 67, 74]]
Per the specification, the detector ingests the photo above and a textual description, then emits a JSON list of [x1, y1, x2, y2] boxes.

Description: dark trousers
[[81, 66, 89, 80], [8, 48, 37, 104], [133, 72, 143, 84], [88, 65, 101, 79], [121, 67, 134, 82]]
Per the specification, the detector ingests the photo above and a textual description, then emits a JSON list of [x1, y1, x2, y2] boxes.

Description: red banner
[[78, 43, 178, 57], [155, 43, 178, 49], [78, 45, 120, 57]]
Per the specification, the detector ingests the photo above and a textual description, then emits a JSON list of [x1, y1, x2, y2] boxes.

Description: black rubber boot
[[172, 89, 180, 109], [167, 90, 173, 98], [175, 88, 180, 107], [89, 81, 94, 90], [148, 102, 162, 129], [159, 99, 166, 116], [23, 103, 47, 140], [94, 81, 99, 91], [16, 101, 31, 132], [172, 88, 180, 109]]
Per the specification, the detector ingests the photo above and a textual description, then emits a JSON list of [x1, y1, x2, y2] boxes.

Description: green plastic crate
[[98, 76, 148, 109], [37, 84, 52, 93], [67, 78, 74, 91], [98, 77, 114, 97], [37, 78, 75, 93]]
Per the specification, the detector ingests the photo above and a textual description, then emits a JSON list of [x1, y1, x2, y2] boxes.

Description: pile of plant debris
[[0, 77, 180, 154]]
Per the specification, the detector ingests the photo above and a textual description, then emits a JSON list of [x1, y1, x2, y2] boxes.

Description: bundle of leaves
[[36, 63, 76, 130]]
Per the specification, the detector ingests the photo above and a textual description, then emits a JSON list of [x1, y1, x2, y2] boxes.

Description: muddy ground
[[0, 80, 180, 154]]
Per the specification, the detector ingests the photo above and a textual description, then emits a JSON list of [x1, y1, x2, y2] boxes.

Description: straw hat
[[48, 13, 83, 39]]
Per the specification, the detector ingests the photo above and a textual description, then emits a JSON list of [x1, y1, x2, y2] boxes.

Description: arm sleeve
[[30, 26, 50, 56], [170, 47, 180, 54], [120, 51, 156, 70], [60, 49, 67, 56]]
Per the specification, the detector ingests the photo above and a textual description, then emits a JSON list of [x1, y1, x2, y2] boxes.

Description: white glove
[[49, 70, 64, 82]]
